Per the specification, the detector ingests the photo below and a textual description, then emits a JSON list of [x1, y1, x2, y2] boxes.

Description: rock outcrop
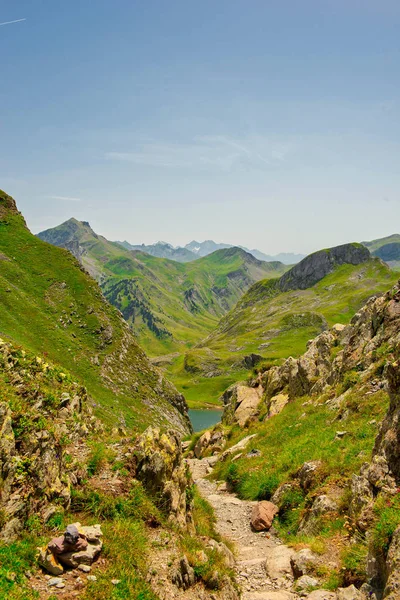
[[0, 339, 96, 542], [222, 383, 263, 426], [261, 281, 400, 411], [279, 243, 371, 292], [133, 427, 194, 531]]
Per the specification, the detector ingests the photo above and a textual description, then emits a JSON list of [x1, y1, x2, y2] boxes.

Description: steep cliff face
[[278, 243, 371, 292]]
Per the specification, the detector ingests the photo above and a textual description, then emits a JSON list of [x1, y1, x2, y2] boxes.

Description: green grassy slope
[[0, 191, 189, 432], [362, 233, 400, 252], [201, 259, 397, 361], [173, 258, 397, 406], [38, 219, 287, 355]]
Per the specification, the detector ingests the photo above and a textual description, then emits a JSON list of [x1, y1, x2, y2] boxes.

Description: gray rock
[[291, 548, 318, 578], [296, 574, 319, 592], [336, 585, 363, 600], [48, 577, 64, 587]]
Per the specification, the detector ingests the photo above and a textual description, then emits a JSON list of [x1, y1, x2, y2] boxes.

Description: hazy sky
[[1, 0, 399, 254]]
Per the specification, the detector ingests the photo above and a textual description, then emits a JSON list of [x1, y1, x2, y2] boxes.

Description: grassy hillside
[[362, 233, 400, 252], [0, 191, 190, 432], [202, 259, 397, 361], [174, 256, 397, 406], [38, 219, 287, 355]]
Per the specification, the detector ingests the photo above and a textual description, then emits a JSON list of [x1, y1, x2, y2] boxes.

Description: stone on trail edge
[[189, 457, 360, 600]]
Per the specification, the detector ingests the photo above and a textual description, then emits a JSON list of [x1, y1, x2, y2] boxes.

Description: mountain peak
[[279, 242, 371, 292]]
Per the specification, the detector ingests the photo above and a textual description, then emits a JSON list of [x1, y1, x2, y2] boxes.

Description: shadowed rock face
[[279, 243, 371, 292]]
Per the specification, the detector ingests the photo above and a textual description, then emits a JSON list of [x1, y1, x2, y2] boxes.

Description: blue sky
[[1, 0, 399, 253]]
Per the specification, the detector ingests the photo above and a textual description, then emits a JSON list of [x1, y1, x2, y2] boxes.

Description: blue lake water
[[188, 409, 222, 432]]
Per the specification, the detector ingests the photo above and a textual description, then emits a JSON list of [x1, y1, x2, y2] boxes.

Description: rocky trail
[[189, 458, 336, 600]]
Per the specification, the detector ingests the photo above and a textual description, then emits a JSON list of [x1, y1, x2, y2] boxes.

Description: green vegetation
[[198, 260, 397, 373], [213, 387, 389, 526], [0, 190, 186, 430]]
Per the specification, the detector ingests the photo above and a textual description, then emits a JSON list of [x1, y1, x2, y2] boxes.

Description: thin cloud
[[48, 195, 82, 203], [105, 135, 290, 171], [0, 18, 26, 27]]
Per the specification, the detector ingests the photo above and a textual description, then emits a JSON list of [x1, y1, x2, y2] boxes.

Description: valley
[[2, 189, 400, 600]]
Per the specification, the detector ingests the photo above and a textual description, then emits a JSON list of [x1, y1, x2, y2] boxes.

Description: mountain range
[[37, 216, 399, 408], [116, 238, 306, 264], [37, 218, 287, 356]]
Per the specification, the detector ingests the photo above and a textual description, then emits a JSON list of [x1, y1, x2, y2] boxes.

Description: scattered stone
[[335, 431, 348, 439], [48, 577, 64, 587], [111, 579, 120, 585], [251, 501, 279, 531], [77, 564, 91, 573]]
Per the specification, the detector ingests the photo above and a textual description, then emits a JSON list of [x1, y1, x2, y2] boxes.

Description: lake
[[188, 409, 222, 432]]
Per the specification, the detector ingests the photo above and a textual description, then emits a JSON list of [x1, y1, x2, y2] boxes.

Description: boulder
[[37, 547, 64, 575], [336, 585, 363, 600], [171, 555, 196, 590], [222, 383, 262, 426], [251, 501, 279, 531], [291, 548, 318, 578], [265, 545, 294, 581], [296, 461, 323, 492], [298, 495, 338, 536], [194, 430, 211, 458], [268, 393, 289, 417]]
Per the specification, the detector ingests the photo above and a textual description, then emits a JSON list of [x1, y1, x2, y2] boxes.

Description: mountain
[[1, 191, 190, 433], [185, 240, 304, 264], [362, 234, 400, 270], [362, 233, 400, 253], [37, 219, 287, 356], [180, 243, 397, 404], [116, 240, 197, 262]]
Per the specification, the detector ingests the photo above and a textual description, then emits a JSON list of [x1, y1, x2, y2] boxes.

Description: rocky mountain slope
[[0, 190, 190, 433], [37, 219, 286, 355], [200, 244, 396, 363], [177, 244, 397, 406], [193, 278, 400, 598]]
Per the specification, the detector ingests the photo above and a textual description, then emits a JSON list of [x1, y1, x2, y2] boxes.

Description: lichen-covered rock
[[222, 383, 263, 426], [0, 340, 96, 542], [298, 495, 338, 536], [296, 461, 323, 492], [291, 548, 319, 578], [134, 427, 194, 530]]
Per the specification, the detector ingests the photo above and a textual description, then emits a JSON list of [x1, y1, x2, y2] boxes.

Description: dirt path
[[189, 457, 301, 600]]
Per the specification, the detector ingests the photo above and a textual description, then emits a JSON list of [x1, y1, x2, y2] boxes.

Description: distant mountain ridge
[[114, 237, 304, 264]]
